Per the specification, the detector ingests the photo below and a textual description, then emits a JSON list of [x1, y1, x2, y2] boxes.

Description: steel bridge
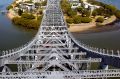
[[0, 0, 120, 78]]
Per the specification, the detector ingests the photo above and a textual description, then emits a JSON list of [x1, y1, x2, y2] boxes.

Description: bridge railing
[[0, 69, 120, 78]]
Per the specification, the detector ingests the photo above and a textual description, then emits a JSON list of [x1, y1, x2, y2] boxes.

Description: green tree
[[92, 9, 98, 16], [66, 18, 73, 24], [87, 0, 105, 6], [41, 0, 47, 6], [21, 13, 35, 19], [77, 6, 84, 13], [6, 5, 13, 10], [35, 2, 41, 8], [115, 10, 120, 19], [96, 17, 104, 23], [95, 7, 105, 16], [18, 9, 23, 16], [12, 17, 41, 29], [61, 0, 71, 14], [67, 9, 77, 17], [25, 0, 33, 3], [82, 9, 91, 17], [81, 17, 92, 23], [38, 10, 43, 15], [73, 15, 81, 24], [104, 4, 117, 15]]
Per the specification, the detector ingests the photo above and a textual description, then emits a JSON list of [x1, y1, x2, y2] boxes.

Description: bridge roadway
[[0, 0, 120, 78]]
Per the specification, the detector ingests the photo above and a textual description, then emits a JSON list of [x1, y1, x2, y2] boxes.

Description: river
[[0, 0, 120, 51], [0, 0, 36, 51], [72, 0, 120, 51]]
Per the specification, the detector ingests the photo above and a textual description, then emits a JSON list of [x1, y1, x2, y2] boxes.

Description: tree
[[104, 4, 117, 15], [77, 6, 84, 13], [92, 9, 98, 16], [41, 0, 47, 6], [115, 10, 120, 19], [12, 17, 40, 29], [87, 0, 105, 6], [6, 5, 13, 10], [82, 9, 91, 17], [25, 0, 33, 3], [61, 0, 71, 14], [18, 9, 23, 16], [66, 18, 73, 24], [21, 13, 35, 19], [35, 2, 41, 8], [96, 17, 104, 23], [73, 15, 81, 24], [95, 8, 105, 16], [81, 17, 92, 23], [67, 9, 77, 17], [38, 10, 43, 15]]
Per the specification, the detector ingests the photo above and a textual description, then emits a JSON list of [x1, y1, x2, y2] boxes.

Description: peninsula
[[61, 0, 120, 32], [6, 0, 47, 29]]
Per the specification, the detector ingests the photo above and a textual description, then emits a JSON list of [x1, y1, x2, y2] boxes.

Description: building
[[19, 3, 35, 12], [83, 2, 100, 11], [16, 0, 30, 3], [33, 0, 45, 3], [71, 3, 81, 9], [68, 0, 81, 9]]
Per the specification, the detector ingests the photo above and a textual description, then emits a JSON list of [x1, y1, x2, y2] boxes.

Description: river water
[[0, 0, 120, 51], [72, 0, 120, 51], [0, 0, 36, 51]]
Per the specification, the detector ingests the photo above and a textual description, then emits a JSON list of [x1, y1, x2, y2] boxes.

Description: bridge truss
[[0, 0, 120, 79]]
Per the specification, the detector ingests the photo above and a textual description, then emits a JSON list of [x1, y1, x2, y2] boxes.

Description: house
[[16, 0, 30, 3], [83, 2, 100, 11], [68, 0, 81, 9], [33, 0, 45, 3], [71, 3, 81, 9], [19, 3, 35, 12]]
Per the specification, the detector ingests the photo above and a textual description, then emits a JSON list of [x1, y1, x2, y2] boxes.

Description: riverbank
[[68, 16, 117, 32], [7, 9, 17, 19]]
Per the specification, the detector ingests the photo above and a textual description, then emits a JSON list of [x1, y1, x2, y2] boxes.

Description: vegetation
[[92, 10, 98, 16], [81, 17, 92, 23], [96, 17, 104, 23], [21, 13, 35, 19], [77, 6, 84, 13], [66, 18, 73, 24], [61, 0, 92, 24], [87, 0, 105, 6], [18, 9, 23, 16], [35, 2, 41, 8], [115, 10, 120, 19], [67, 9, 77, 17], [73, 15, 81, 24], [88, 0, 119, 18], [61, 0, 71, 14], [66, 16, 92, 24], [41, 0, 47, 6], [25, 0, 33, 3], [6, 5, 13, 10], [12, 14, 42, 29], [82, 9, 91, 17]]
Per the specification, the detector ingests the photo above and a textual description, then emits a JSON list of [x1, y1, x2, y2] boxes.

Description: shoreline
[[6, 9, 17, 20], [68, 16, 117, 33]]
